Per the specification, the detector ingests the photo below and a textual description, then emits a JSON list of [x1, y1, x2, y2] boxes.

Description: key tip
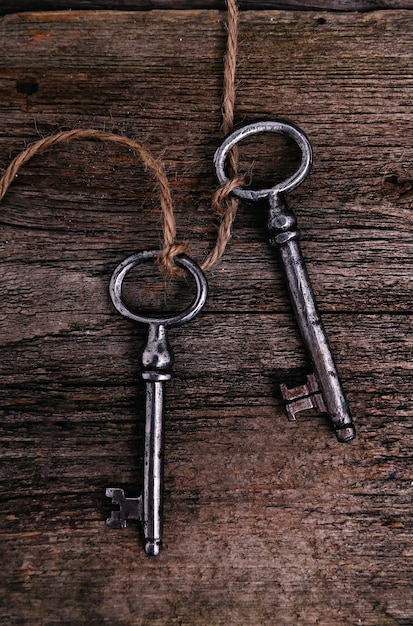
[[145, 539, 161, 556], [336, 424, 356, 443]]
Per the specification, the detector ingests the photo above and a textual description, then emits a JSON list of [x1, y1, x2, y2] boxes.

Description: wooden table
[[1, 5, 412, 625]]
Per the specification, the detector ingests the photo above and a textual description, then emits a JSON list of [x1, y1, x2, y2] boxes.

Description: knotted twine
[[0, 0, 241, 276]]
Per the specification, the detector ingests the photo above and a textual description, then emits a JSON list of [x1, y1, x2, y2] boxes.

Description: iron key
[[106, 250, 208, 555], [214, 120, 355, 443]]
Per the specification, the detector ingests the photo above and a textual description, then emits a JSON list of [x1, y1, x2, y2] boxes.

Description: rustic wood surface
[[1, 8, 413, 625], [2, 0, 413, 15]]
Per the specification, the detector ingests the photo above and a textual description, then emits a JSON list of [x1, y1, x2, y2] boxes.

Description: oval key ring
[[213, 120, 313, 201], [109, 249, 208, 328]]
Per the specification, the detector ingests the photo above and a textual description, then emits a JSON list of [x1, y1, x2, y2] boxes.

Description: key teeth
[[280, 373, 326, 421], [280, 373, 320, 402], [106, 510, 127, 530], [283, 393, 326, 421], [281, 375, 356, 443], [105, 487, 143, 527], [106, 489, 128, 528], [106, 487, 124, 503]]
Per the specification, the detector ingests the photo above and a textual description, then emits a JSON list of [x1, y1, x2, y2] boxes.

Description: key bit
[[214, 120, 355, 443], [280, 373, 355, 442], [106, 488, 143, 529], [280, 373, 327, 420], [105, 250, 208, 556]]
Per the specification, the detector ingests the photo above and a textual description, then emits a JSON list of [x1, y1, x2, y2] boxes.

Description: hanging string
[[0, 1, 240, 276], [202, 0, 242, 273]]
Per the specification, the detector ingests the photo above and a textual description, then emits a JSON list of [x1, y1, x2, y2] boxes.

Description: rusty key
[[214, 120, 355, 443], [106, 250, 208, 555]]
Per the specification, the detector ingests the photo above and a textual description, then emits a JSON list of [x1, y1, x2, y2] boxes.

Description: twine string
[[0, 0, 240, 276], [0, 129, 190, 272], [202, 0, 242, 273]]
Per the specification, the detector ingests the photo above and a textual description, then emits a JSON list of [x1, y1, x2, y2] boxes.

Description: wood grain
[[1, 9, 413, 625], [2, 0, 413, 14]]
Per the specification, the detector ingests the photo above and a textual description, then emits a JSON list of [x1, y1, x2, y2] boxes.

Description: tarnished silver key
[[106, 250, 208, 555], [214, 120, 355, 443]]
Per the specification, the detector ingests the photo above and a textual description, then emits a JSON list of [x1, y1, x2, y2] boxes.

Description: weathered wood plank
[[0, 9, 413, 625], [1, 0, 413, 15], [1, 313, 413, 624]]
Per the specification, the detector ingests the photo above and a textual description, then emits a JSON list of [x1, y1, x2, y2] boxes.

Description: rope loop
[[157, 241, 191, 277]]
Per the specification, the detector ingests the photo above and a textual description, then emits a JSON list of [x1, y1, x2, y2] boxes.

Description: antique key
[[214, 120, 355, 442], [106, 250, 208, 555]]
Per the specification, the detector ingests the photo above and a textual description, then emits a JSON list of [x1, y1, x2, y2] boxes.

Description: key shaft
[[140, 322, 173, 557], [142, 377, 165, 556]]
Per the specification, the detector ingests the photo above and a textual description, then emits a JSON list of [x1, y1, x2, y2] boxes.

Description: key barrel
[[141, 370, 170, 556], [140, 322, 173, 556], [267, 192, 355, 443]]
